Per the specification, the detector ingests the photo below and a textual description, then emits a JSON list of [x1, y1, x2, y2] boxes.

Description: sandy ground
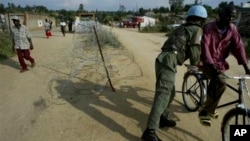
[[0, 26, 249, 141]]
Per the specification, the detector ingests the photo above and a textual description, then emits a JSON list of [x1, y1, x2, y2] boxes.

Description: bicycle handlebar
[[184, 64, 200, 72], [220, 74, 250, 80], [184, 64, 250, 80]]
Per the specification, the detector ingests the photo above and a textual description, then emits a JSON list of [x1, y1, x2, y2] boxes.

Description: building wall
[[2, 13, 55, 31]]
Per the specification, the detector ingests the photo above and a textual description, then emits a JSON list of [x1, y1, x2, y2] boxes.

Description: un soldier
[[141, 5, 208, 141]]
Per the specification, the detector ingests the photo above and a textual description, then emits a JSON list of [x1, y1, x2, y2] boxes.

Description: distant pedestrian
[[138, 21, 141, 31], [60, 20, 66, 36], [44, 19, 52, 38], [49, 19, 53, 30], [68, 20, 73, 32], [11, 16, 35, 73]]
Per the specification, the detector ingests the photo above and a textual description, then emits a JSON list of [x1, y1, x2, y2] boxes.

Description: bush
[[140, 24, 178, 36], [141, 26, 159, 33], [74, 22, 122, 49], [0, 32, 15, 60]]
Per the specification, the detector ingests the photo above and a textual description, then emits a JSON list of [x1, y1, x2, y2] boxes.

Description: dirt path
[[0, 26, 248, 141]]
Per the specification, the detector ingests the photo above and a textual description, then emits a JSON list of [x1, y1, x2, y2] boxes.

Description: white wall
[[140, 16, 155, 27]]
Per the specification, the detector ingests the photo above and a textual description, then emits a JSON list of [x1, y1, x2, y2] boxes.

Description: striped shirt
[[11, 25, 32, 50]]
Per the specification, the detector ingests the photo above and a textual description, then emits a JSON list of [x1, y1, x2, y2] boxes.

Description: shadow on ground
[[0, 54, 19, 69], [52, 78, 202, 141]]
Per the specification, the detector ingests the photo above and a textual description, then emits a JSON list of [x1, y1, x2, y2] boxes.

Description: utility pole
[[136, 2, 137, 13]]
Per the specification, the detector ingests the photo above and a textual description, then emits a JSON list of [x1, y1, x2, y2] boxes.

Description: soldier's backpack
[[161, 25, 190, 65]]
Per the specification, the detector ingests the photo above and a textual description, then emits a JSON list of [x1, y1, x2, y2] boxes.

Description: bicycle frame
[[221, 75, 250, 141], [180, 64, 250, 111], [180, 65, 250, 141], [217, 76, 249, 110], [217, 83, 241, 109]]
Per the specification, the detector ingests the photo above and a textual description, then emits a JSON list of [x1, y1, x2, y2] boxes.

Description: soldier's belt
[[161, 49, 178, 55]]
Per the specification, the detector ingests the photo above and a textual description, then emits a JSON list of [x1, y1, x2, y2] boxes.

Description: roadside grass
[[0, 32, 14, 60], [74, 22, 122, 49], [1, 28, 250, 61]]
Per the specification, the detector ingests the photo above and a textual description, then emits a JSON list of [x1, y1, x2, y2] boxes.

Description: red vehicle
[[122, 20, 137, 28]]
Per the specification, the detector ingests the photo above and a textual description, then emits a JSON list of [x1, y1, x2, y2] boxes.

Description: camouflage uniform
[[146, 24, 203, 129]]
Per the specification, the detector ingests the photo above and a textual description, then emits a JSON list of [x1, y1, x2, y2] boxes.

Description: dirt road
[[0, 26, 248, 141]]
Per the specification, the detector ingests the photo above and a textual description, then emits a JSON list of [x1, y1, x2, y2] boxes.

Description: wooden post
[[93, 26, 116, 92]]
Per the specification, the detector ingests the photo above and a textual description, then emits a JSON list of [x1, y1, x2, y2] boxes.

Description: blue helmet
[[187, 5, 208, 19]]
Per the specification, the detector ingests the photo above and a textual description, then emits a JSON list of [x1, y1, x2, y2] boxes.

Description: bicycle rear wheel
[[182, 73, 205, 111], [221, 108, 250, 141]]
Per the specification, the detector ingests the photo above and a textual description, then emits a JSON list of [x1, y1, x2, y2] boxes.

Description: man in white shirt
[[60, 20, 66, 36]]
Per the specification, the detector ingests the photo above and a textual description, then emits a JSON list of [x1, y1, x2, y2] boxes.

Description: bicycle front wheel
[[221, 108, 250, 141], [182, 73, 205, 112]]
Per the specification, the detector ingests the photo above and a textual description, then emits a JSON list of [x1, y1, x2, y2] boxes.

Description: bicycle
[[220, 75, 250, 141], [176, 64, 208, 111], [177, 64, 250, 141]]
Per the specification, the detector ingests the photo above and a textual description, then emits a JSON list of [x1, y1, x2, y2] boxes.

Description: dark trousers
[[61, 26, 65, 36], [201, 66, 227, 114], [16, 49, 34, 69]]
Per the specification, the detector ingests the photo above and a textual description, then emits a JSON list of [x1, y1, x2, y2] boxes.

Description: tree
[[0, 3, 5, 13], [158, 6, 170, 13], [33, 6, 49, 14], [78, 3, 84, 12], [116, 4, 126, 20], [118, 4, 126, 12], [169, 0, 184, 14], [213, 1, 234, 15], [138, 7, 147, 16], [152, 8, 159, 14], [7, 2, 17, 12], [203, 4, 214, 17], [184, 4, 192, 12], [218, 1, 231, 9]]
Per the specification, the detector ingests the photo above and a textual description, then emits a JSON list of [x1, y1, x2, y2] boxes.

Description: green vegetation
[[96, 28, 121, 48], [76, 25, 121, 48], [1, 1, 250, 58], [0, 32, 14, 60]]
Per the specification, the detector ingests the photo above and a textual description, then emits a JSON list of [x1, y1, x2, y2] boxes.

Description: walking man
[[11, 16, 35, 73], [45, 19, 52, 38], [60, 19, 66, 36]]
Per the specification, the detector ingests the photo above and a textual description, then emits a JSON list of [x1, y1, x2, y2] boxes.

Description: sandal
[[199, 116, 211, 127], [31, 62, 36, 67], [209, 111, 219, 119], [20, 68, 29, 73], [199, 110, 211, 127]]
